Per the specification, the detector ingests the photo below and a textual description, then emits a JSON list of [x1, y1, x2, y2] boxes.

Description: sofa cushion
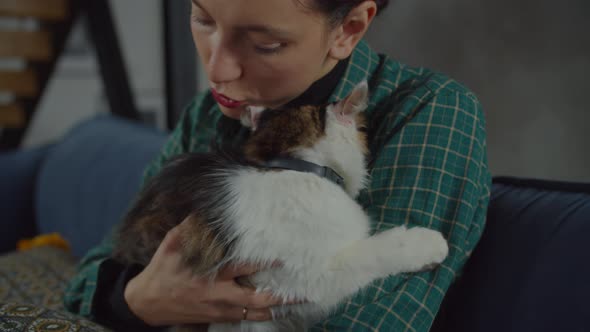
[[0, 302, 110, 332], [36, 115, 167, 258], [435, 177, 590, 332], [0, 247, 77, 309], [0, 145, 52, 253]]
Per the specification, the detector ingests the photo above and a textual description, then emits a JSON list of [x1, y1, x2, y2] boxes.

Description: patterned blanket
[[0, 248, 110, 332]]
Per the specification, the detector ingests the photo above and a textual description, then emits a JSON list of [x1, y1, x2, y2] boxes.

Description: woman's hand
[[124, 221, 283, 326]]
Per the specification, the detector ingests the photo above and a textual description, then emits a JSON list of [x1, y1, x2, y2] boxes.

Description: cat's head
[[242, 81, 370, 197]]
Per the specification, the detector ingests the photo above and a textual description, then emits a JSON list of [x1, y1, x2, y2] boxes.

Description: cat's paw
[[400, 227, 449, 272]]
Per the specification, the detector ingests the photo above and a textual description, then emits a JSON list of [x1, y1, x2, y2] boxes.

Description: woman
[[64, 0, 491, 331]]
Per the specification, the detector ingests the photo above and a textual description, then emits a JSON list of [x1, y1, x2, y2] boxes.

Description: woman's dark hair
[[309, 0, 390, 25]]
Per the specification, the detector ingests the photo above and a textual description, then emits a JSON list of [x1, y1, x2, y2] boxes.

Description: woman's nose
[[207, 41, 242, 85]]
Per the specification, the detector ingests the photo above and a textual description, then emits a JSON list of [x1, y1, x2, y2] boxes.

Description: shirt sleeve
[[311, 90, 492, 331], [93, 259, 167, 331], [63, 97, 203, 318]]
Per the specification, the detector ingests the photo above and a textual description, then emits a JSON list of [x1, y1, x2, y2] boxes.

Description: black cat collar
[[262, 158, 345, 189]]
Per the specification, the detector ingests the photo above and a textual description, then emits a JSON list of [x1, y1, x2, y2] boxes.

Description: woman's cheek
[[277, 64, 309, 88]]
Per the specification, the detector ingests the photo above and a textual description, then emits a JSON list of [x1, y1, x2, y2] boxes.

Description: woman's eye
[[254, 43, 284, 55], [191, 16, 214, 27]]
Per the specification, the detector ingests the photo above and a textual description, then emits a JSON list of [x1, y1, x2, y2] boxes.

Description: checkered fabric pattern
[[64, 40, 491, 331]]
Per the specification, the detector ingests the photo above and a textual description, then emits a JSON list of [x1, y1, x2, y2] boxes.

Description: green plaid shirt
[[64, 40, 491, 331]]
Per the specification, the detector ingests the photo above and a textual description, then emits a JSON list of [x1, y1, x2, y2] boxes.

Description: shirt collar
[[328, 39, 381, 104]]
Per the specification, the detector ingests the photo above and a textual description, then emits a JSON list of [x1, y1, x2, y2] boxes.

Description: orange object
[[17, 233, 71, 251]]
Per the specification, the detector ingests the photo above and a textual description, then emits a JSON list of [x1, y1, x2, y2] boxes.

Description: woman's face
[[190, 0, 340, 119]]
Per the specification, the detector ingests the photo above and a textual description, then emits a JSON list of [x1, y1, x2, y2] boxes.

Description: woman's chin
[[219, 105, 245, 120]]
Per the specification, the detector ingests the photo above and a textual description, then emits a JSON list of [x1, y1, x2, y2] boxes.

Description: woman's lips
[[211, 89, 244, 109]]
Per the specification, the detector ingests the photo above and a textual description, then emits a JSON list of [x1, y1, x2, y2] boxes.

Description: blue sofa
[[1, 115, 588, 331]]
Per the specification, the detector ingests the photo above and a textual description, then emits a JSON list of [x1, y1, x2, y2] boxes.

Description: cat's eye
[[357, 126, 368, 133]]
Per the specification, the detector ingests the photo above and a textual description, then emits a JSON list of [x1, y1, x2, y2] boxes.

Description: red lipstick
[[211, 89, 243, 108]]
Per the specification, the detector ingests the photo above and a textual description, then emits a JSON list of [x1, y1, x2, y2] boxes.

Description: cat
[[112, 82, 449, 332]]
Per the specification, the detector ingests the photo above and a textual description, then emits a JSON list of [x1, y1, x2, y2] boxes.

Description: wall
[[365, 0, 590, 181], [15, 0, 590, 181], [22, 0, 166, 147]]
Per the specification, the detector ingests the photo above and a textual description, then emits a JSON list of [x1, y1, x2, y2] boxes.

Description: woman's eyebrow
[[236, 24, 294, 39], [191, 0, 294, 39], [191, 0, 207, 13]]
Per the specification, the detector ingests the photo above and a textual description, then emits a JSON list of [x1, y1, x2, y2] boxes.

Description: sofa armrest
[[36, 115, 167, 257], [433, 177, 590, 332], [0, 145, 52, 253]]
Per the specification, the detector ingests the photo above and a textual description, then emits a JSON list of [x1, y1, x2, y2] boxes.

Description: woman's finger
[[217, 263, 262, 280], [160, 224, 183, 253], [217, 261, 283, 280], [212, 305, 273, 322], [213, 281, 283, 309]]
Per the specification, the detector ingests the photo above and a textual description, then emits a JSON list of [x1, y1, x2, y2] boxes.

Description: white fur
[[240, 106, 265, 131], [294, 105, 368, 198], [206, 83, 448, 332]]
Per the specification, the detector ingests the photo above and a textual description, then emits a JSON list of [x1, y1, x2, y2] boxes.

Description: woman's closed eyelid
[[258, 42, 282, 50], [253, 42, 286, 55], [192, 16, 213, 26]]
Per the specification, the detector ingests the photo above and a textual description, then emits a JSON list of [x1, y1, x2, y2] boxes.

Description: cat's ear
[[240, 106, 265, 131], [330, 80, 369, 126]]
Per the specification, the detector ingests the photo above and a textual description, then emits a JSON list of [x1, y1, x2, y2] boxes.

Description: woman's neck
[[281, 57, 349, 109]]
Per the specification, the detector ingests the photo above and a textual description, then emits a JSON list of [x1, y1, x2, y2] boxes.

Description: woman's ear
[[328, 1, 378, 60]]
